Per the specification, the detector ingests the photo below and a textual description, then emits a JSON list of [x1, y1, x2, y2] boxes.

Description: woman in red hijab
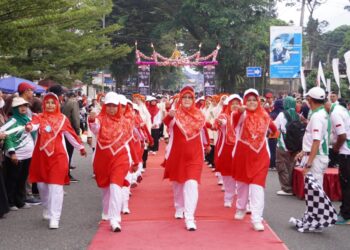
[[146, 96, 162, 155], [88, 92, 140, 232], [213, 94, 242, 208], [232, 89, 278, 231], [26, 93, 86, 230], [163, 86, 207, 231]]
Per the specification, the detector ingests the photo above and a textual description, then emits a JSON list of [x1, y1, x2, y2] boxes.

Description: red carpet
[[88, 141, 288, 250]]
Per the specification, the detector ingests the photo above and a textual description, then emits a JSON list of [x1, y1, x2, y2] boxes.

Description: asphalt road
[[0, 146, 349, 250]]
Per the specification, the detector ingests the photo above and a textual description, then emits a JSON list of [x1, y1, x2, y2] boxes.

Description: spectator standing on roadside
[[61, 92, 81, 183]]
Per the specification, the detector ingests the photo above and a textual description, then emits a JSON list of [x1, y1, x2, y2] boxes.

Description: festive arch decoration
[[135, 42, 220, 67]]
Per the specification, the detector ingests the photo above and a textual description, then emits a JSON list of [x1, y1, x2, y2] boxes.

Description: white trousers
[[172, 180, 198, 221], [101, 184, 123, 225], [236, 181, 264, 223], [37, 182, 64, 221], [309, 155, 328, 187], [122, 186, 130, 210], [222, 176, 236, 204]]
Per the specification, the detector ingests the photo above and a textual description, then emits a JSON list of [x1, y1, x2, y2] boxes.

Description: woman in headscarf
[[2, 97, 35, 211], [0, 95, 8, 218], [275, 96, 299, 196], [163, 86, 207, 231], [147, 96, 162, 155], [26, 93, 86, 229], [232, 89, 278, 231], [213, 94, 242, 208], [268, 99, 284, 171], [133, 94, 152, 171], [88, 92, 140, 232]]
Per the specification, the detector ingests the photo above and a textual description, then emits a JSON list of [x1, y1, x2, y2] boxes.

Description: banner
[[332, 58, 341, 97], [203, 65, 216, 96], [300, 67, 307, 96], [270, 26, 302, 78], [345, 51, 350, 88], [317, 61, 327, 88], [138, 65, 150, 95]]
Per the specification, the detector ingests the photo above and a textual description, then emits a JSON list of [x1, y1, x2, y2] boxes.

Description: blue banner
[[270, 26, 302, 79]]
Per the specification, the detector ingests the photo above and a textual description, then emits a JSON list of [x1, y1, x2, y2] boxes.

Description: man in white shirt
[[296, 87, 329, 187], [329, 102, 350, 224]]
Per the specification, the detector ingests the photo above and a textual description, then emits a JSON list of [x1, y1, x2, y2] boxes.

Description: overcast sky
[[276, 0, 350, 31]]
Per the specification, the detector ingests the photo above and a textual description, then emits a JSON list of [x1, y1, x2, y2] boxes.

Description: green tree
[[0, 0, 130, 85]]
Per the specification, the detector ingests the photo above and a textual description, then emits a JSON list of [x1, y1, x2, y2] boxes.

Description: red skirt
[[215, 143, 234, 176], [232, 141, 270, 187], [93, 145, 130, 188]]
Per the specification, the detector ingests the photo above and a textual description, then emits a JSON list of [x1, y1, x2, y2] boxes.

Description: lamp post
[[101, 0, 106, 92]]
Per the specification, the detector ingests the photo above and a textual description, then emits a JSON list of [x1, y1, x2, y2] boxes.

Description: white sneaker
[[185, 220, 197, 231], [101, 213, 108, 221], [174, 210, 184, 219], [221, 186, 225, 192], [217, 179, 223, 186], [234, 210, 246, 220], [253, 222, 265, 231], [141, 168, 145, 173], [111, 221, 121, 232], [49, 220, 59, 229], [276, 190, 293, 196], [224, 202, 232, 208], [21, 203, 31, 209], [122, 208, 130, 214], [9, 206, 19, 211], [43, 209, 50, 220]]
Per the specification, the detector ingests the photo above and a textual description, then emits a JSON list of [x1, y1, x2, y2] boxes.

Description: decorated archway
[[135, 42, 220, 95]]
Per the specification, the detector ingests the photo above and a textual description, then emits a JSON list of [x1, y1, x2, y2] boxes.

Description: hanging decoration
[[135, 42, 220, 67]]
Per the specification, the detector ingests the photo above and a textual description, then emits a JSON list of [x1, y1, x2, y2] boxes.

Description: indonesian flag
[[317, 61, 326, 88], [344, 51, 350, 89]]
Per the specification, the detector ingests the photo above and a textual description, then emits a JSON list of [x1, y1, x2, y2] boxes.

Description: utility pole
[[300, 0, 306, 27]]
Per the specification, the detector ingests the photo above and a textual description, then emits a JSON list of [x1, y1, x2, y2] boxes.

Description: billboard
[[270, 26, 302, 78], [138, 65, 150, 95], [203, 65, 216, 96]]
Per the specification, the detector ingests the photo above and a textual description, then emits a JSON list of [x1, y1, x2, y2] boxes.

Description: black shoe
[[69, 175, 79, 183], [69, 165, 76, 170], [25, 197, 41, 205]]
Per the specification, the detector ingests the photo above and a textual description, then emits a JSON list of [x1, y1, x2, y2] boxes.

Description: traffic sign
[[246, 67, 262, 78]]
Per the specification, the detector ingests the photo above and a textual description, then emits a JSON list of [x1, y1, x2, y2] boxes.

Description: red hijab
[[239, 90, 271, 153], [175, 86, 205, 140], [219, 98, 241, 145], [147, 100, 159, 123], [97, 102, 133, 155], [33, 93, 66, 156]]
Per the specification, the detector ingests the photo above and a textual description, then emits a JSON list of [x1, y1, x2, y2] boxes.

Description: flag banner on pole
[[300, 67, 307, 96], [138, 65, 150, 96], [317, 61, 326, 87], [203, 65, 216, 96], [326, 79, 331, 99], [344, 51, 350, 88], [332, 58, 341, 97]]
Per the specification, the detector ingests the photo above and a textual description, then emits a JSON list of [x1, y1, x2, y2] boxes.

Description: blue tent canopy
[[0, 77, 46, 94]]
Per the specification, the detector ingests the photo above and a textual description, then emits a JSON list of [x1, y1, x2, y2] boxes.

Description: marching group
[[0, 82, 349, 234]]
